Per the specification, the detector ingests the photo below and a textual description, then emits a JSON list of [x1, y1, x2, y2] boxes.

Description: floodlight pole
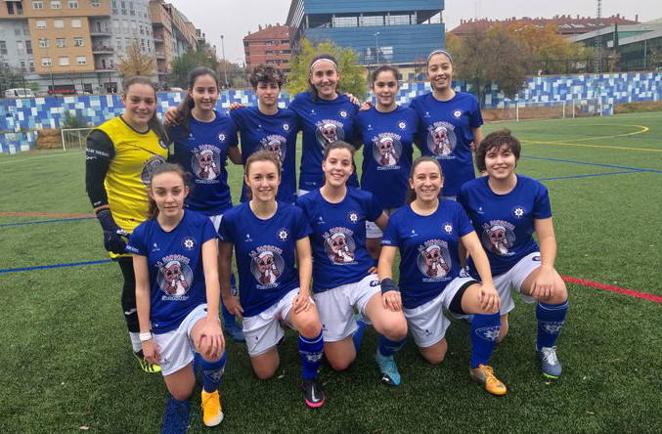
[[374, 31, 380, 64], [221, 35, 229, 88]]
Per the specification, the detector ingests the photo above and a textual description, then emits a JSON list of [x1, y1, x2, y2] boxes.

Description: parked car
[[4, 88, 36, 98]]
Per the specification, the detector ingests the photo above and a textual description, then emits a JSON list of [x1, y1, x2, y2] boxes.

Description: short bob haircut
[[474, 129, 521, 172]]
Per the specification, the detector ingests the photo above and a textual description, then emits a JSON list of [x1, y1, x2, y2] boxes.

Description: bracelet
[[139, 332, 153, 342], [380, 278, 399, 294]]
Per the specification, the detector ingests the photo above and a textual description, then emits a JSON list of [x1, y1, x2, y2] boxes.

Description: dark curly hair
[[474, 129, 521, 172], [249, 64, 285, 89]]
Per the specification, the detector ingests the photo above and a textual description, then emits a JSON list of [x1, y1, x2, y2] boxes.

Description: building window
[[42, 57, 52, 67], [59, 56, 70, 66], [54, 20, 64, 29], [0, 41, 7, 56], [90, 0, 100, 7], [387, 15, 411, 26], [332, 16, 358, 28], [71, 19, 82, 28], [17, 41, 25, 55], [77, 56, 87, 65], [74, 37, 84, 47], [26, 40, 33, 54], [32, 1, 45, 9], [360, 15, 384, 27], [15, 27, 22, 36], [39, 38, 50, 48], [29, 60, 35, 72], [50, 1, 62, 9], [56, 38, 66, 48], [68, 0, 79, 8], [36, 20, 47, 29]]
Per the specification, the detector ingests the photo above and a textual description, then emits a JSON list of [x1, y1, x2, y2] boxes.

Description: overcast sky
[[166, 0, 661, 63]]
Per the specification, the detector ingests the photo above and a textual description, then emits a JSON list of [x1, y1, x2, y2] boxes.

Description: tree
[[286, 38, 368, 100], [217, 59, 248, 89], [118, 41, 156, 77], [169, 48, 218, 89]]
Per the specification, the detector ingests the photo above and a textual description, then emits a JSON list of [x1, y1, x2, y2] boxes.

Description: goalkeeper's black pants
[[117, 256, 139, 333]]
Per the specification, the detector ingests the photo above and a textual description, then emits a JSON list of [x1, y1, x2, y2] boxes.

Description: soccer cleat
[[470, 364, 507, 396], [201, 390, 224, 427], [133, 350, 161, 374], [302, 379, 326, 408], [375, 350, 401, 386], [538, 346, 562, 379]]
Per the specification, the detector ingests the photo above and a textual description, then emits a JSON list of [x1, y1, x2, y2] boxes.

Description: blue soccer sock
[[352, 315, 368, 352], [194, 352, 227, 393], [161, 395, 190, 434], [378, 334, 406, 358], [470, 312, 501, 369], [536, 299, 569, 350], [299, 331, 323, 381]]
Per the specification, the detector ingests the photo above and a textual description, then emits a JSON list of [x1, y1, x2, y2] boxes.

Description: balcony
[[90, 29, 112, 36], [92, 45, 114, 54], [155, 50, 165, 59]]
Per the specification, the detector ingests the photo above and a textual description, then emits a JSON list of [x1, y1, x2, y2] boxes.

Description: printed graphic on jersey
[[426, 121, 457, 158], [323, 227, 356, 264], [156, 255, 193, 297], [260, 134, 287, 164], [315, 120, 345, 150], [191, 145, 221, 181], [249, 245, 285, 288], [141, 155, 167, 185], [481, 220, 516, 256], [417, 239, 451, 280], [371, 133, 402, 168]]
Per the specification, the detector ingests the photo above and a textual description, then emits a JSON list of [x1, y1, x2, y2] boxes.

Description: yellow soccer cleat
[[470, 364, 508, 396], [134, 351, 161, 374], [201, 390, 224, 427]]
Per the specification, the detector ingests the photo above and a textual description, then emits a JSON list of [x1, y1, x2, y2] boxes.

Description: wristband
[[139, 332, 153, 342], [380, 278, 399, 294]]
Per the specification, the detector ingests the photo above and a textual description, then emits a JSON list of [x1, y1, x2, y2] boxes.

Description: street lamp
[[220, 35, 229, 88], [373, 32, 380, 64]]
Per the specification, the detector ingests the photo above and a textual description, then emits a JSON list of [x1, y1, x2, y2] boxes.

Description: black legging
[[117, 256, 140, 333]]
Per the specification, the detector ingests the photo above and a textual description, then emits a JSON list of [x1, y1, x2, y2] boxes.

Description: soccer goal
[[60, 128, 94, 151]]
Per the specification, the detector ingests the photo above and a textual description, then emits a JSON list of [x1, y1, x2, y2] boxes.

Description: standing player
[[297, 141, 408, 386], [409, 50, 484, 199], [458, 130, 569, 379], [378, 156, 507, 396], [218, 151, 326, 408], [355, 65, 418, 259], [230, 64, 300, 203], [128, 163, 226, 431], [289, 54, 360, 194], [168, 66, 245, 342], [85, 76, 168, 373]]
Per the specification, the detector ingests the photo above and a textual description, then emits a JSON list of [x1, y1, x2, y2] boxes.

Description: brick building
[[243, 24, 293, 74]]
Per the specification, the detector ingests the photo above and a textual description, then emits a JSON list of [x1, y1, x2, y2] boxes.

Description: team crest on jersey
[[315, 119, 344, 149], [513, 206, 526, 219], [347, 211, 359, 224], [417, 239, 451, 280], [481, 220, 516, 256], [249, 245, 285, 288], [453, 109, 463, 119], [260, 134, 287, 164], [372, 133, 402, 168], [475, 326, 501, 342], [156, 254, 193, 298], [443, 223, 453, 234], [323, 227, 356, 264], [398, 121, 407, 130], [141, 155, 167, 185], [182, 237, 195, 251], [278, 228, 289, 241], [218, 133, 226, 142], [339, 110, 348, 118], [426, 121, 457, 158], [191, 145, 221, 181], [282, 123, 290, 131]]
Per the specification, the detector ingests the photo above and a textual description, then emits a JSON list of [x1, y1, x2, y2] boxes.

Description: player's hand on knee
[[382, 291, 402, 312], [142, 339, 160, 364], [96, 209, 128, 254], [532, 266, 556, 300], [292, 292, 311, 315], [479, 283, 500, 313]]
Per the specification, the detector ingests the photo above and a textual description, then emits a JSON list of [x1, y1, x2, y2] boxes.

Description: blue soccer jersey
[[381, 201, 475, 309], [169, 111, 238, 215], [288, 91, 359, 190], [230, 106, 300, 204], [355, 106, 418, 209], [126, 210, 217, 334], [409, 91, 483, 197], [218, 202, 311, 317], [297, 188, 382, 292], [457, 175, 552, 276]]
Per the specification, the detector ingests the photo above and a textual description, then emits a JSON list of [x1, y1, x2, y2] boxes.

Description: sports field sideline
[[1, 112, 660, 433]]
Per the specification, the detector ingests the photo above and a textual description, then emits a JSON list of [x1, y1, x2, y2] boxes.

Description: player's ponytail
[[407, 156, 443, 204], [178, 67, 220, 135]]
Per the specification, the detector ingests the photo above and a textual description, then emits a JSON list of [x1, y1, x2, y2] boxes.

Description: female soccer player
[[230, 64, 300, 203], [297, 141, 408, 386], [127, 163, 226, 431], [168, 66, 245, 342], [409, 50, 484, 199], [355, 65, 418, 258], [378, 156, 507, 396], [85, 76, 169, 373], [457, 130, 569, 379], [218, 151, 326, 408], [289, 54, 360, 194]]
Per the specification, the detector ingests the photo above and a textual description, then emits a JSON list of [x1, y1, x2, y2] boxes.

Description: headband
[[310, 58, 338, 72], [426, 49, 453, 65]]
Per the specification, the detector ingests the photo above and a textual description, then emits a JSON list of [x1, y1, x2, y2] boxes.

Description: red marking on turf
[[0, 211, 94, 218], [562, 275, 662, 304]]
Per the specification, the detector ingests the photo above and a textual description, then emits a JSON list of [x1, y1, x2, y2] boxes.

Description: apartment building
[[243, 24, 294, 74]]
